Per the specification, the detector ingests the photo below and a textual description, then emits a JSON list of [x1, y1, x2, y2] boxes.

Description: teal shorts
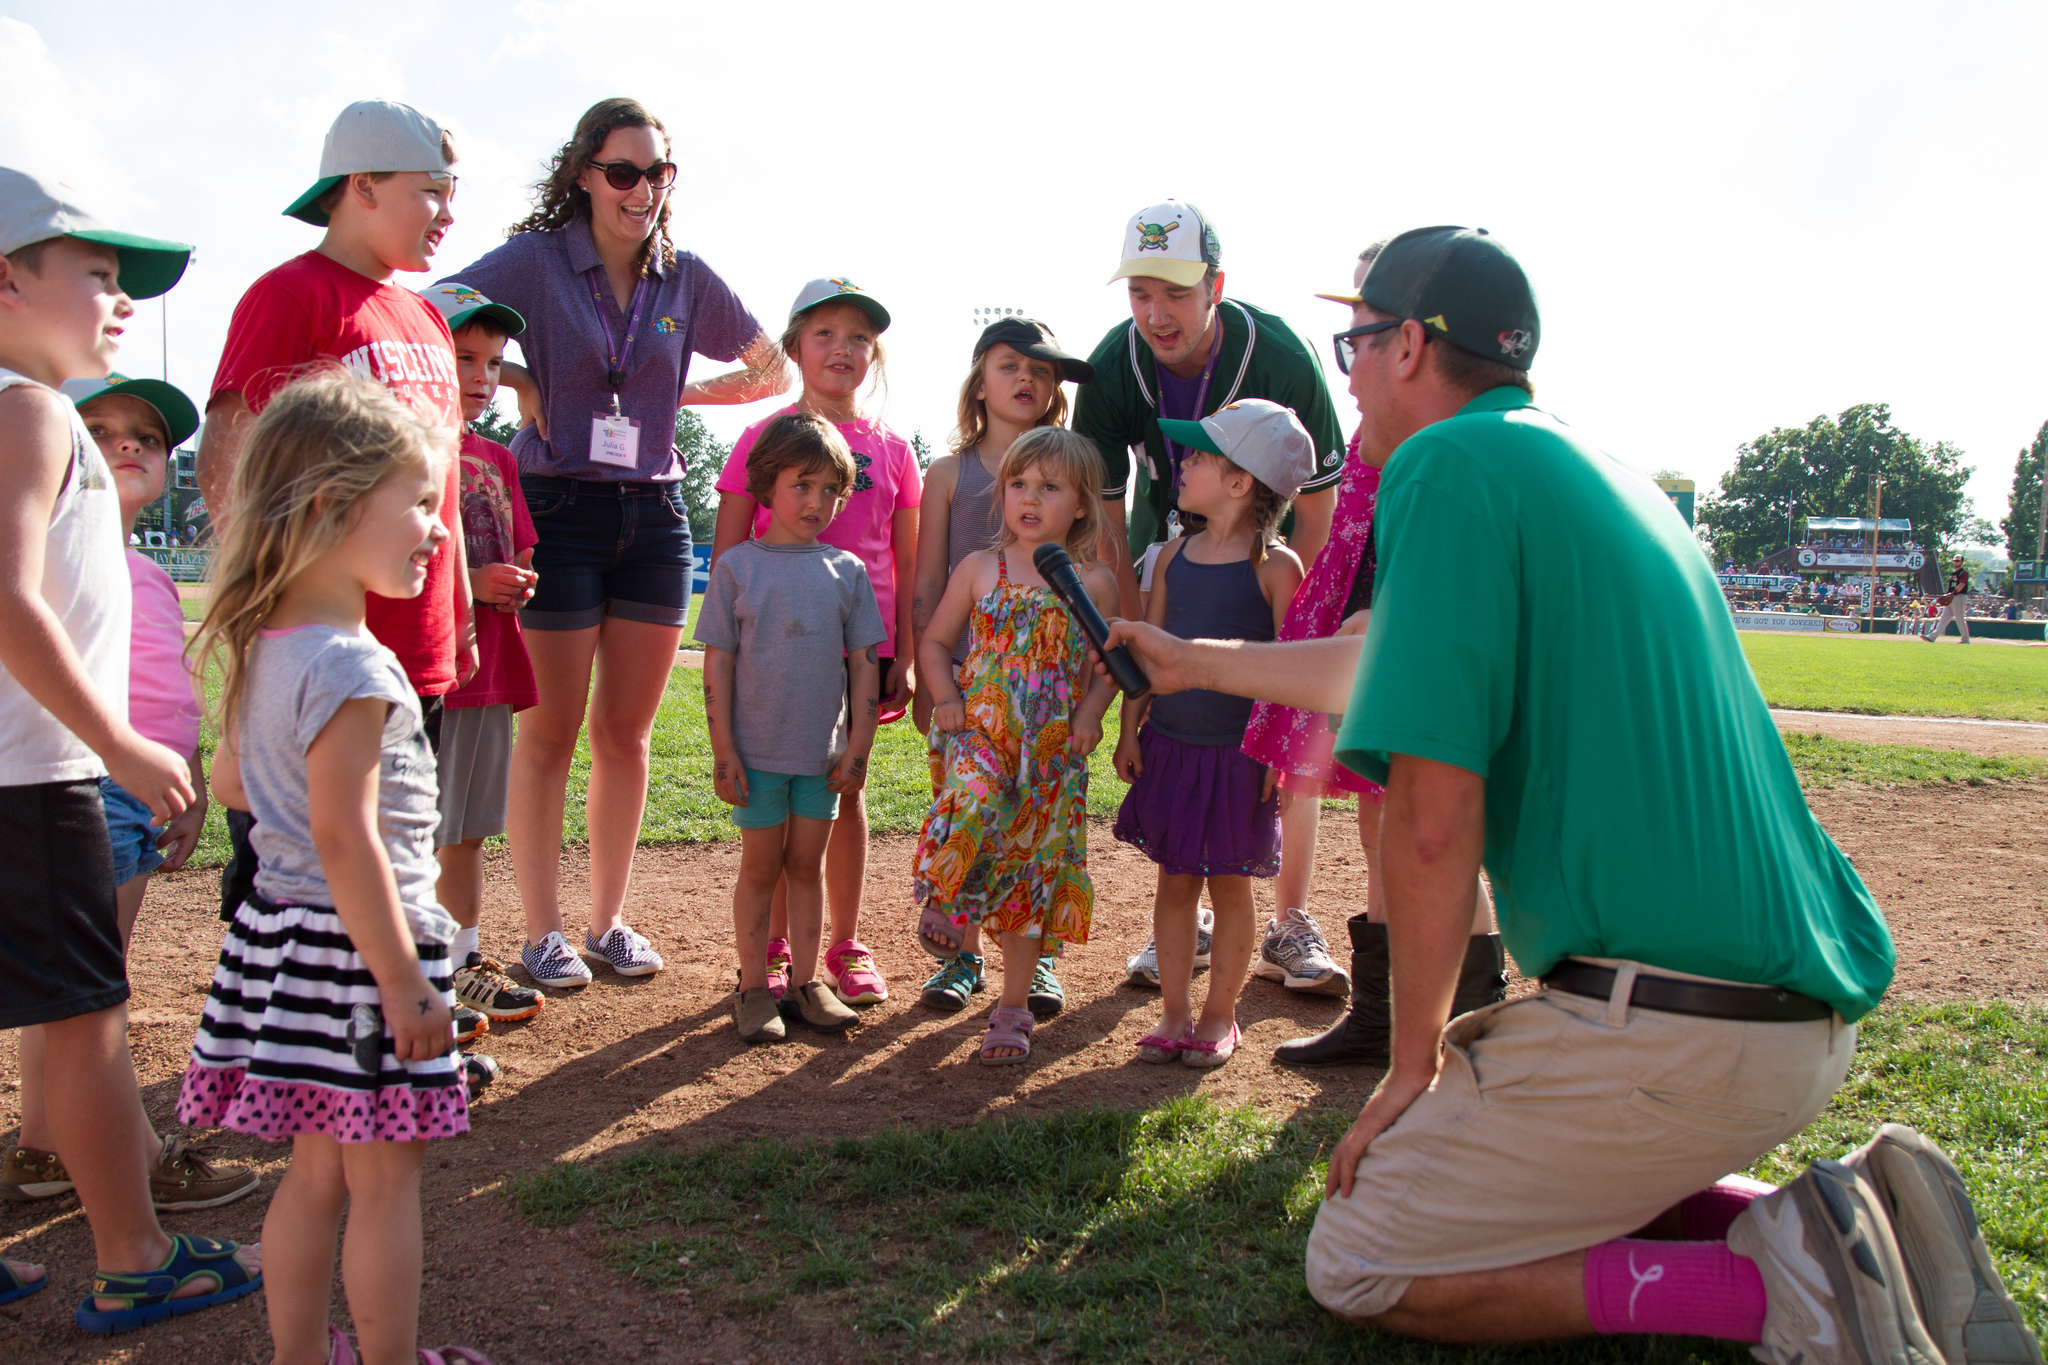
[[730, 768, 840, 829]]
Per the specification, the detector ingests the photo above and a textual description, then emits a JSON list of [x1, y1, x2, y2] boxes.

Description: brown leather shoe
[[149, 1135, 260, 1211], [0, 1145, 72, 1202]]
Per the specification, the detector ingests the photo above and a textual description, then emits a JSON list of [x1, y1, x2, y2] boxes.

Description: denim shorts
[[730, 769, 840, 830], [519, 475, 693, 631], [99, 775, 165, 885]]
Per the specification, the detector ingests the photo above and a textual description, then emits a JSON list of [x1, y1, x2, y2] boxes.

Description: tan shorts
[[1304, 962, 1856, 1320]]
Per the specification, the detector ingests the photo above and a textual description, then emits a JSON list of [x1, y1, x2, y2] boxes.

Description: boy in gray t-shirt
[[694, 412, 884, 1043]]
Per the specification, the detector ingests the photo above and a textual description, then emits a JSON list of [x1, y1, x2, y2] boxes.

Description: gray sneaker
[[1844, 1124, 2043, 1365], [520, 930, 593, 989], [1124, 908, 1213, 988], [1729, 1158, 1943, 1365], [1253, 907, 1350, 996]]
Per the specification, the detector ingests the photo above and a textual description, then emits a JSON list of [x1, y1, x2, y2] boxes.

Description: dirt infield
[[3, 782, 2044, 1364], [1772, 708, 2048, 759]]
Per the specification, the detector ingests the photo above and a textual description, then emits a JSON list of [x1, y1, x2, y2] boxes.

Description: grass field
[[1741, 633, 2048, 722], [514, 1000, 2047, 1365]]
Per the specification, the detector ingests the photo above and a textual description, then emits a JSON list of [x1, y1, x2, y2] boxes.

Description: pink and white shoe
[[765, 937, 792, 1001], [824, 938, 888, 1005]]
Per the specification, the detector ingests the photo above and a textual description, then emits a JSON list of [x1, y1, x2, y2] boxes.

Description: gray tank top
[[947, 447, 1000, 664], [1146, 548, 1273, 745]]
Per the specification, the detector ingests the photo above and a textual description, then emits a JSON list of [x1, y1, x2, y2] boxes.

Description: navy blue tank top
[[1147, 547, 1273, 745]]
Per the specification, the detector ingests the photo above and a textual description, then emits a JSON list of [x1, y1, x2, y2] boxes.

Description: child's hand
[[828, 747, 870, 795], [912, 687, 933, 736], [883, 657, 914, 712], [155, 793, 208, 872], [1069, 716, 1103, 757], [471, 560, 538, 610], [932, 699, 966, 733], [383, 972, 455, 1063], [1262, 764, 1279, 802], [713, 756, 750, 807], [106, 730, 195, 824], [1115, 730, 1143, 784]]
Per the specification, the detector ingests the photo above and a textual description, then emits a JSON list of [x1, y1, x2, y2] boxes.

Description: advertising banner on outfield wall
[[1732, 611, 1827, 632]]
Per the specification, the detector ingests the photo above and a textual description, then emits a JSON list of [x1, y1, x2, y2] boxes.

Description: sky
[[4, 0, 2045, 544]]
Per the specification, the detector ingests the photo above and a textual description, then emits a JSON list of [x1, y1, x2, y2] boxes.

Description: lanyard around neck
[[587, 267, 648, 398], [1160, 317, 1225, 493]]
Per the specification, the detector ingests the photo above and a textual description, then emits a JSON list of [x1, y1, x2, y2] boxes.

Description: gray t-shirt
[[239, 625, 454, 943], [693, 541, 888, 775]]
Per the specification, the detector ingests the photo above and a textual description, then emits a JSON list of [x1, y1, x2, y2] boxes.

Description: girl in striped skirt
[[182, 371, 487, 1365]]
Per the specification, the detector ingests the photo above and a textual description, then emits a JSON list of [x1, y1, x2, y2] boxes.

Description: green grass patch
[[1781, 732, 2048, 789], [510, 1002, 2047, 1364], [1742, 633, 2048, 722]]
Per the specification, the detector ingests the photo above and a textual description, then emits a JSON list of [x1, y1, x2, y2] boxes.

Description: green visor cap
[[70, 229, 191, 301], [1156, 416, 1222, 457], [61, 373, 201, 448], [1359, 225, 1539, 371]]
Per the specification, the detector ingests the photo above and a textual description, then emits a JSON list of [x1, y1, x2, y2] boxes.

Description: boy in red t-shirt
[[418, 282, 545, 1027]]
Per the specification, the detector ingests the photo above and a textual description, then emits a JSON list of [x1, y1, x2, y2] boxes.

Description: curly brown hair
[[509, 98, 674, 276]]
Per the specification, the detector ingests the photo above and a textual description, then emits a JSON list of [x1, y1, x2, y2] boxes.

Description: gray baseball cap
[[285, 100, 454, 227], [1156, 399, 1315, 501], [788, 276, 890, 332], [418, 281, 526, 336], [0, 167, 191, 300]]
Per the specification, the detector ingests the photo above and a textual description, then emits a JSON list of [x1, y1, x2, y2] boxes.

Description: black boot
[[1274, 917, 1389, 1067], [1451, 932, 1508, 1017]]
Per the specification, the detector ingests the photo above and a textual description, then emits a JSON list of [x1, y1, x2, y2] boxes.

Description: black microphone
[[1032, 542, 1149, 697]]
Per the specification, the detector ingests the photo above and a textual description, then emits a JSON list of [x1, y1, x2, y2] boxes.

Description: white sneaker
[[1254, 907, 1351, 996], [520, 930, 593, 989], [1124, 907, 1214, 988], [586, 924, 664, 977]]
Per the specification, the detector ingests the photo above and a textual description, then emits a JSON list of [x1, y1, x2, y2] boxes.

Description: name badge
[[590, 411, 641, 469]]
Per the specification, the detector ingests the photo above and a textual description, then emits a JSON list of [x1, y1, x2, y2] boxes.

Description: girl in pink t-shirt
[[709, 278, 920, 1009]]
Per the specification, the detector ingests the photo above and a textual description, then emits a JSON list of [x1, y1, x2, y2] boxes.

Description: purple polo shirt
[[441, 218, 760, 482]]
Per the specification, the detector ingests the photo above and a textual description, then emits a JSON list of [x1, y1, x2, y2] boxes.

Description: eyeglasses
[[1332, 320, 1404, 375], [590, 159, 677, 192]]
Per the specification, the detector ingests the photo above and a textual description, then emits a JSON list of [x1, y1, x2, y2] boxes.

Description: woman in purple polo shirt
[[443, 97, 786, 990]]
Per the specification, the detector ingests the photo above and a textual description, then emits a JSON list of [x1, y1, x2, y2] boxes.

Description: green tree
[[674, 409, 730, 543], [911, 430, 934, 469], [2001, 421, 2046, 561], [471, 398, 521, 447], [1695, 404, 1971, 566]]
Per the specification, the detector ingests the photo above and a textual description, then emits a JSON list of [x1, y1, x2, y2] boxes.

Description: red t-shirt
[[212, 251, 465, 694], [448, 432, 537, 711]]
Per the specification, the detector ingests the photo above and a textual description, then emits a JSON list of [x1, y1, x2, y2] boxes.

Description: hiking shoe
[[765, 936, 792, 1002], [452, 1005, 488, 1047], [149, 1135, 259, 1212], [1125, 907, 1214, 988], [920, 952, 985, 1012], [733, 987, 786, 1044], [453, 953, 545, 1021], [1028, 956, 1065, 1018], [825, 938, 888, 1005], [521, 931, 593, 989], [461, 1050, 499, 1102], [1844, 1124, 2044, 1365], [1729, 1157, 1943, 1365], [1254, 907, 1350, 996], [788, 980, 857, 1032], [0, 1146, 72, 1202], [586, 924, 664, 977]]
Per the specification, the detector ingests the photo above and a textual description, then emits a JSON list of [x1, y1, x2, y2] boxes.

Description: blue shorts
[[98, 776, 165, 885], [729, 769, 840, 830], [518, 475, 693, 631]]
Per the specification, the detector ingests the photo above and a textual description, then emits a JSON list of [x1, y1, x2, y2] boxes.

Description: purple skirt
[[1113, 724, 1280, 878]]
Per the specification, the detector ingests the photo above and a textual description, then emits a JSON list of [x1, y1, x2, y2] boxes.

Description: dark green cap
[[1358, 225, 1539, 372]]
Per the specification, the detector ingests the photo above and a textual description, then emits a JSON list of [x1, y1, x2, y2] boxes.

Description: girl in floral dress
[[913, 428, 1121, 1064]]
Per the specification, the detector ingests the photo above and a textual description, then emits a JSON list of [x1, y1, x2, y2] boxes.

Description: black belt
[[1541, 962, 1832, 1023]]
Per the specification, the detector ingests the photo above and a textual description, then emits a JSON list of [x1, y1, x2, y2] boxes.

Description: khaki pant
[[1304, 963, 1855, 1319], [1929, 595, 1971, 641]]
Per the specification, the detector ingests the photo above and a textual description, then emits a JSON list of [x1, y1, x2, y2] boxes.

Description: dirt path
[[1773, 709, 2048, 758], [4, 783, 2044, 1364]]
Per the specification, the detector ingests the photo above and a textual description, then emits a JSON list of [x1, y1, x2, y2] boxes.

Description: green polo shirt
[[1073, 298, 1347, 553], [1335, 387, 1894, 1021]]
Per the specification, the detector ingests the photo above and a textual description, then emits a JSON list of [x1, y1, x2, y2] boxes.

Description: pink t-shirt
[[126, 549, 201, 757], [714, 406, 922, 656], [448, 431, 538, 711]]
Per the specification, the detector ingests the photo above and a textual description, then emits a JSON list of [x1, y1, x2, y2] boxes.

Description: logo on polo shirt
[[1497, 329, 1533, 359], [655, 316, 680, 334], [1136, 219, 1179, 252]]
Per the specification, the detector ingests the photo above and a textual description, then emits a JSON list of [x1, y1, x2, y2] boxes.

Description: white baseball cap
[[1108, 199, 1220, 289], [0, 167, 191, 300], [285, 100, 454, 227], [788, 276, 890, 332], [1156, 399, 1315, 501]]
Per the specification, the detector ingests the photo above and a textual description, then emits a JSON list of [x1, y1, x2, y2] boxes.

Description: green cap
[[61, 373, 201, 448], [1359, 225, 1539, 371]]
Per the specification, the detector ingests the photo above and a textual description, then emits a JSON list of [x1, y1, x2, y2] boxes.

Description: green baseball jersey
[[1335, 387, 1895, 1021]]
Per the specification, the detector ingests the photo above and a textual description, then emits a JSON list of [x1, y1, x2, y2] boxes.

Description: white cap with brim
[[1156, 399, 1315, 502], [61, 373, 202, 448], [0, 167, 192, 300], [285, 100, 452, 227], [788, 277, 890, 332], [1108, 199, 1219, 289], [418, 282, 526, 336]]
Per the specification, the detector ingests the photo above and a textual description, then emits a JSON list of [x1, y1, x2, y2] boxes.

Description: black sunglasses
[[590, 159, 677, 192], [1332, 319, 1404, 375]]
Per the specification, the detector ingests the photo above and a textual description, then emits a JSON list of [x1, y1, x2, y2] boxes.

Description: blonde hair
[[949, 349, 1069, 455], [778, 301, 887, 411], [992, 428, 1104, 563], [194, 368, 450, 731], [743, 410, 857, 505]]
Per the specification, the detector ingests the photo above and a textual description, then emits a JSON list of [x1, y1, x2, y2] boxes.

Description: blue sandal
[[1, 1258, 48, 1305], [920, 951, 985, 1012], [75, 1232, 261, 1335]]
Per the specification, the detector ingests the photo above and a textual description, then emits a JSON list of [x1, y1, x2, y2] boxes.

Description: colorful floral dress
[[913, 556, 1093, 954]]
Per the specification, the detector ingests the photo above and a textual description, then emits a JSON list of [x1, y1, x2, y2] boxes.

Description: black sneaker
[[452, 1005, 487, 1047], [461, 1050, 499, 1102], [453, 952, 545, 1021]]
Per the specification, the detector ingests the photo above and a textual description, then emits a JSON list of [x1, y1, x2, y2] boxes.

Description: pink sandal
[[978, 1005, 1035, 1065], [328, 1326, 496, 1365], [1135, 1029, 1192, 1064], [1181, 1022, 1241, 1069], [918, 905, 965, 959]]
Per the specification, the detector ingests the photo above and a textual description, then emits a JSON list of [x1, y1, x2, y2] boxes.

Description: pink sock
[[1584, 1238, 1766, 1342], [1676, 1175, 1777, 1240]]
